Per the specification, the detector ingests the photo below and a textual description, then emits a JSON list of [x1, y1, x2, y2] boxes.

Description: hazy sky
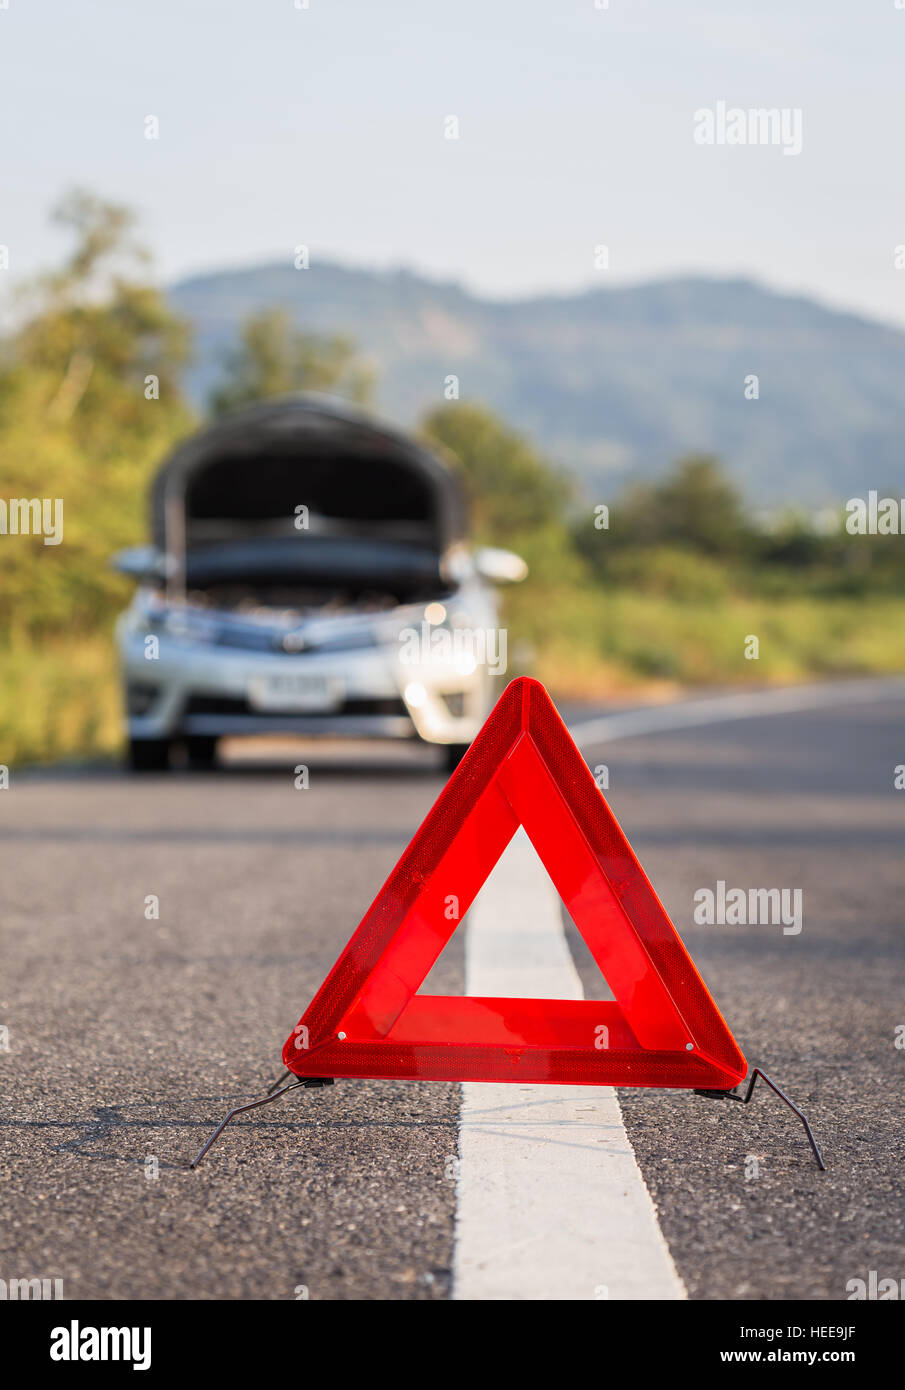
[[2, 0, 905, 326]]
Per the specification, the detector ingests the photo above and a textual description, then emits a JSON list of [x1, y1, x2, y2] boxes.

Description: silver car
[[113, 396, 526, 771]]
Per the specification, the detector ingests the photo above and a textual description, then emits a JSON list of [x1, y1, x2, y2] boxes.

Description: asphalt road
[[1, 682, 903, 1300]]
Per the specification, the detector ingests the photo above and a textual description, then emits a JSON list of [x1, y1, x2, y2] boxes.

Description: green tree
[[621, 454, 751, 555], [209, 307, 373, 415], [574, 453, 754, 582], [420, 402, 571, 545], [419, 402, 587, 634], [0, 190, 194, 640]]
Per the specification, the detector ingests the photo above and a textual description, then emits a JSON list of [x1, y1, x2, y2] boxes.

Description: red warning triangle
[[283, 677, 746, 1090]]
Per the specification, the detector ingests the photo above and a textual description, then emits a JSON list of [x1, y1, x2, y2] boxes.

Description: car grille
[[210, 626, 378, 654], [184, 694, 408, 718]]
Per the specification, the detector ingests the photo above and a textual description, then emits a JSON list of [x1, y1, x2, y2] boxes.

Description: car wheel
[[443, 742, 471, 774], [127, 737, 172, 772], [185, 735, 218, 770]]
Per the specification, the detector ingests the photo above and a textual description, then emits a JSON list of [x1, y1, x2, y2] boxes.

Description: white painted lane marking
[[453, 830, 685, 1301], [568, 676, 905, 751]]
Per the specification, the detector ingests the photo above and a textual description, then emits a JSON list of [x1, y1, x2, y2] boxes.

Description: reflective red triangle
[[283, 677, 746, 1090]]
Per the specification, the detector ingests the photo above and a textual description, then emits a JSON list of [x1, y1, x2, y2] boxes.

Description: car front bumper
[[117, 627, 486, 746]]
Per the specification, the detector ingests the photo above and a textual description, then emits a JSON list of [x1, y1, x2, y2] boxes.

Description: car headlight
[[135, 599, 221, 645], [162, 609, 221, 643]]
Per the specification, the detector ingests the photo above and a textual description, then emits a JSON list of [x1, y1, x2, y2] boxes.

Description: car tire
[[443, 742, 471, 774], [185, 735, 218, 770], [127, 737, 172, 772]]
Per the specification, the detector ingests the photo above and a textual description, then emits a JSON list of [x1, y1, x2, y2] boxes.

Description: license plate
[[247, 673, 344, 712]]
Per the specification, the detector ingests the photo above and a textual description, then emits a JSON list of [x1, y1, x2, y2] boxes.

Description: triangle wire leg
[[739, 1067, 826, 1171], [190, 1077, 333, 1169], [266, 1068, 294, 1096], [696, 1066, 825, 1171]]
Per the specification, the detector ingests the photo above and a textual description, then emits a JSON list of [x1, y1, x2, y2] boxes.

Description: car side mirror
[[111, 546, 171, 582], [474, 546, 528, 585]]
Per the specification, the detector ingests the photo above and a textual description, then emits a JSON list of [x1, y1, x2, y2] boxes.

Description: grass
[[507, 585, 905, 699], [0, 633, 123, 767], [1, 588, 903, 767]]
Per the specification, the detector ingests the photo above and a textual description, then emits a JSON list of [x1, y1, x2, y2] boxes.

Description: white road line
[[452, 829, 685, 1301], [569, 675, 905, 751]]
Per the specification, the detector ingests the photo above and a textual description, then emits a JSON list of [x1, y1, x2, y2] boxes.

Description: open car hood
[[150, 395, 467, 600]]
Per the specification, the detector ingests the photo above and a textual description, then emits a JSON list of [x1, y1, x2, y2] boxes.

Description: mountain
[[169, 263, 905, 504]]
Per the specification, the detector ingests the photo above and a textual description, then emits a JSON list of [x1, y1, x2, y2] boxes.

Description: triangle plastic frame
[[283, 677, 746, 1091]]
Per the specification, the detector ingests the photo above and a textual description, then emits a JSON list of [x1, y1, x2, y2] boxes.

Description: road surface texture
[[1, 679, 903, 1300]]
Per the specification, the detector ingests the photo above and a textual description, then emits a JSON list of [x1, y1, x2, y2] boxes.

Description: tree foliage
[[420, 403, 570, 543], [0, 191, 194, 639], [209, 307, 373, 415]]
